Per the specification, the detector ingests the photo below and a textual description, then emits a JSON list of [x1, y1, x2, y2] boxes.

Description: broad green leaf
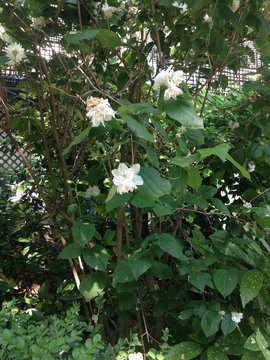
[[113, 260, 135, 286], [226, 154, 251, 180], [106, 185, 117, 202], [72, 222, 96, 248], [106, 192, 133, 212], [244, 334, 260, 352], [118, 102, 157, 114], [201, 311, 221, 337], [189, 272, 213, 291], [172, 153, 201, 167], [161, 97, 204, 129], [240, 270, 264, 307], [207, 346, 229, 360], [152, 203, 173, 217], [198, 143, 231, 162], [211, 198, 230, 215], [141, 144, 159, 168], [79, 272, 105, 301], [64, 29, 99, 44], [148, 261, 174, 279], [96, 28, 121, 48], [213, 268, 238, 298], [215, 333, 247, 356], [119, 112, 154, 142], [119, 292, 136, 311], [168, 342, 202, 360], [128, 254, 153, 280], [242, 352, 265, 360], [221, 315, 237, 336], [256, 330, 270, 359], [138, 167, 171, 199], [179, 309, 194, 320], [83, 245, 110, 272], [130, 194, 156, 208], [57, 243, 83, 260], [187, 167, 202, 189], [63, 126, 91, 155], [156, 233, 187, 261]]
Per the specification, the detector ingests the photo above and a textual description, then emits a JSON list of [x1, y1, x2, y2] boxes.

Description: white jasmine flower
[[229, 121, 240, 129], [164, 82, 183, 100], [85, 185, 100, 198], [173, 2, 188, 13], [86, 97, 115, 127], [102, 2, 119, 18], [203, 14, 213, 27], [231, 0, 240, 12], [153, 66, 185, 90], [176, 125, 186, 138], [31, 17, 46, 30], [251, 338, 256, 344], [243, 201, 252, 209], [5, 42, 26, 66], [0, 24, 12, 43], [219, 310, 226, 318], [128, 352, 143, 360], [231, 312, 243, 324], [248, 162, 255, 173], [112, 163, 144, 194]]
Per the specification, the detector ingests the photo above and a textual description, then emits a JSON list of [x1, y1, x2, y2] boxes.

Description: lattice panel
[[0, 131, 23, 172]]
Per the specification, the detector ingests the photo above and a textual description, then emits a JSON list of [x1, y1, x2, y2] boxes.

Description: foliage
[[0, 0, 270, 357]]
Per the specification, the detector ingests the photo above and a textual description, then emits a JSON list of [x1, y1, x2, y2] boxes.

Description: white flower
[[112, 163, 144, 194], [248, 162, 255, 173], [85, 185, 100, 198], [0, 24, 13, 43], [164, 82, 183, 100], [128, 353, 143, 360], [203, 14, 213, 27], [243, 201, 252, 209], [231, 0, 240, 12], [102, 2, 119, 18], [251, 337, 256, 344], [31, 17, 46, 30], [173, 2, 188, 13], [86, 97, 115, 127], [5, 42, 26, 66], [153, 66, 185, 90], [231, 312, 243, 324], [219, 310, 226, 318], [229, 121, 239, 129]]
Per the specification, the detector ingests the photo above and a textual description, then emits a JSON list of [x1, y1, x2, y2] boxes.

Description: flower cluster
[[101, 2, 124, 18], [86, 96, 115, 127], [153, 66, 185, 100], [84, 185, 101, 198], [31, 17, 47, 30], [5, 42, 26, 66], [231, 312, 243, 324], [112, 163, 144, 194], [203, 14, 213, 28], [172, 2, 188, 13]]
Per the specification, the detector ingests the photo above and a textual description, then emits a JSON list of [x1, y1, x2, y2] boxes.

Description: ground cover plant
[[1, 0, 270, 358]]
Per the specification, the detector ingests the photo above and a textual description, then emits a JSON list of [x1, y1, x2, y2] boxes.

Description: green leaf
[[64, 29, 99, 44], [198, 143, 231, 162], [244, 334, 260, 352], [168, 342, 202, 360], [201, 311, 221, 337], [216, 333, 247, 356], [83, 245, 110, 272], [256, 330, 270, 359], [152, 203, 173, 217], [138, 167, 171, 199], [187, 167, 202, 189], [207, 346, 229, 360], [128, 254, 153, 280], [106, 185, 117, 202], [113, 261, 135, 286], [141, 144, 159, 168], [240, 270, 264, 307], [72, 222, 96, 248], [161, 97, 204, 129], [156, 233, 187, 261], [118, 102, 157, 114], [242, 351, 265, 360], [130, 194, 156, 208], [79, 272, 105, 301], [226, 154, 251, 180], [213, 268, 238, 298], [106, 192, 133, 212], [119, 292, 136, 311], [148, 261, 174, 279], [173, 153, 201, 167], [63, 126, 91, 155], [221, 314, 237, 336], [211, 198, 230, 215], [96, 28, 121, 48], [189, 272, 213, 291], [57, 243, 83, 260], [119, 112, 154, 142]]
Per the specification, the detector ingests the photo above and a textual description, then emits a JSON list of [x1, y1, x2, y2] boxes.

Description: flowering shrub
[[1, 0, 270, 358]]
